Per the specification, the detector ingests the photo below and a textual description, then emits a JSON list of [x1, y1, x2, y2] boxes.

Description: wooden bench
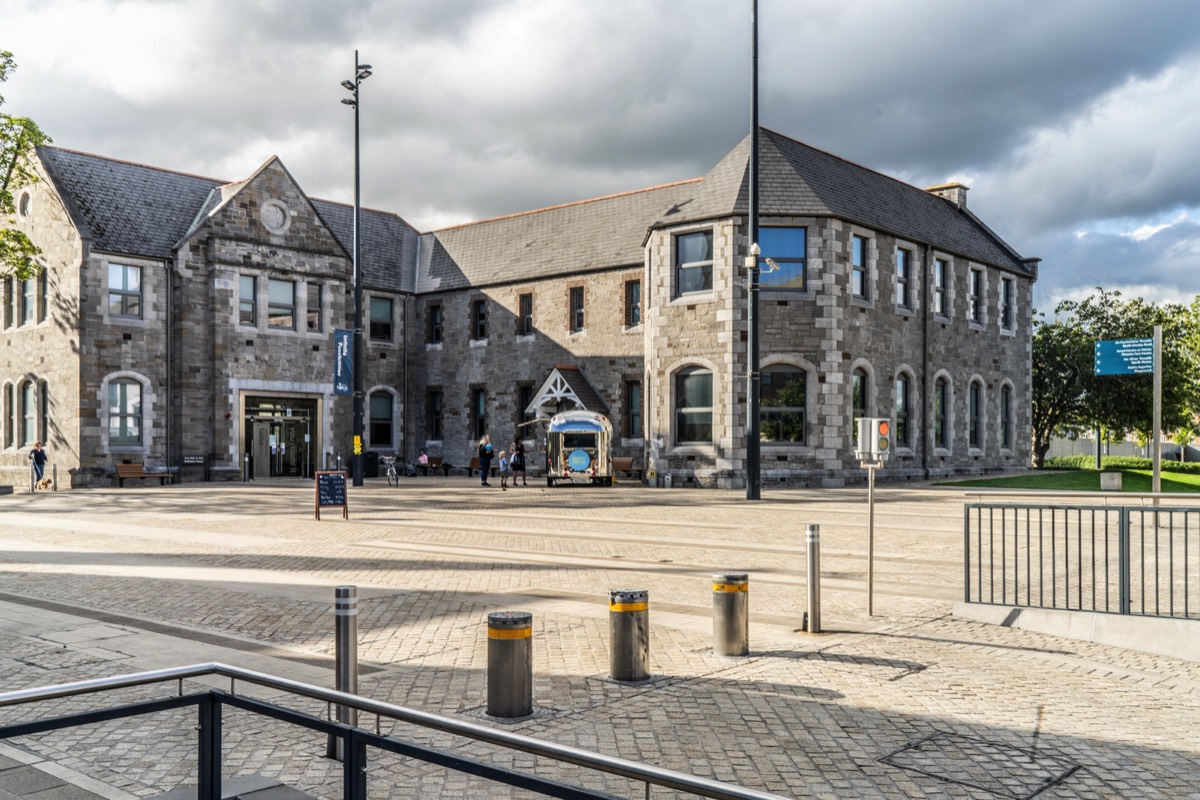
[[612, 457, 645, 482], [467, 457, 498, 478], [417, 456, 451, 476], [115, 463, 171, 487]]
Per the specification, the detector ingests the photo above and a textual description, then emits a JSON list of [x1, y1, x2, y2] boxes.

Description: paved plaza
[[0, 478, 1197, 799]]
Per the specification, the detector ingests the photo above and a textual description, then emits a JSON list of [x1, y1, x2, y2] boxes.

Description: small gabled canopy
[[526, 366, 611, 417]]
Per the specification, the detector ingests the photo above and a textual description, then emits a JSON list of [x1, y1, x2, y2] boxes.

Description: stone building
[[1, 128, 1036, 488]]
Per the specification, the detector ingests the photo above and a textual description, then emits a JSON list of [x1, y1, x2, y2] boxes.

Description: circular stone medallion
[[260, 199, 291, 234]]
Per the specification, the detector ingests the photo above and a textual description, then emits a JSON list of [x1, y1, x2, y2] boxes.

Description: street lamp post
[[746, 0, 762, 501], [341, 51, 372, 487]]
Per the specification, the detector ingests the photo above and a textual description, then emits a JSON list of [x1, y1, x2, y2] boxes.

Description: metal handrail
[[0, 662, 788, 800], [962, 490, 1200, 504]]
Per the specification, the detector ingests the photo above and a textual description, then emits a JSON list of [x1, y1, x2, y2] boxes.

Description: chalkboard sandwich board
[[315, 471, 349, 520]]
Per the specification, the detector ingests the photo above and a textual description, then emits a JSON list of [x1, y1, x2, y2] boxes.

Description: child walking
[[497, 450, 511, 490]]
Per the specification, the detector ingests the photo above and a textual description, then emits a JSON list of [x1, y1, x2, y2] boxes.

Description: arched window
[[1000, 384, 1014, 450], [108, 379, 142, 445], [895, 373, 912, 449], [851, 367, 868, 446], [369, 391, 394, 451], [675, 367, 712, 444], [19, 380, 35, 447], [969, 380, 984, 450], [934, 376, 949, 449], [760, 366, 806, 444]]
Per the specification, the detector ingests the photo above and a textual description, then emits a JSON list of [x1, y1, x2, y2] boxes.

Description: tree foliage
[[1031, 288, 1200, 467], [1, 49, 51, 280]]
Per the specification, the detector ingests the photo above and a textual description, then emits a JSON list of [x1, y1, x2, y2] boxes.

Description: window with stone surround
[[518, 293, 533, 336], [934, 376, 950, 449], [470, 386, 487, 439], [1000, 383, 1014, 450], [760, 226, 807, 291], [21, 277, 36, 324], [370, 296, 394, 342], [1000, 276, 1015, 331], [306, 284, 323, 332], [268, 279, 295, 330], [19, 380, 35, 447], [38, 380, 48, 444], [760, 366, 806, 444], [895, 372, 912, 449], [369, 391, 394, 450], [471, 298, 488, 340], [239, 276, 257, 326], [518, 383, 535, 428], [569, 286, 585, 332], [3, 278, 12, 329], [968, 268, 984, 325], [851, 235, 870, 300], [969, 379, 984, 449], [674, 230, 713, 296], [625, 379, 642, 439], [674, 367, 712, 444], [108, 378, 142, 446], [851, 367, 868, 446], [624, 280, 641, 327], [933, 259, 949, 318], [108, 264, 141, 319], [427, 389, 443, 440], [2, 382, 11, 448], [38, 270, 48, 323], [428, 303, 444, 343], [895, 247, 912, 309]]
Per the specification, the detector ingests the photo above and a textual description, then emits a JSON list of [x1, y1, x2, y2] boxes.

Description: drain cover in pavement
[[879, 731, 1080, 799]]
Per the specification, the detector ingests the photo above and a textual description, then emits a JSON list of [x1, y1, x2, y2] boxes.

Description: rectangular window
[[2, 383, 12, 448], [675, 230, 713, 296], [20, 381, 35, 447], [369, 392, 393, 449], [428, 303, 444, 343], [624, 280, 641, 327], [519, 384, 535, 427], [760, 367, 806, 444], [1001, 385, 1013, 449], [759, 227, 807, 290], [108, 379, 142, 446], [306, 284, 323, 332], [38, 271, 48, 323], [370, 296, 394, 341], [933, 259, 948, 317], [471, 298, 487, 340], [470, 387, 487, 439], [625, 380, 643, 439], [569, 286, 585, 332], [675, 368, 713, 443], [38, 381, 48, 444], [1001, 276, 1014, 330], [267, 279, 295, 330], [851, 235, 869, 299], [239, 275, 257, 326], [427, 390, 443, 440], [969, 382, 982, 448], [517, 293, 533, 336], [895, 374, 910, 448], [895, 248, 912, 308], [3, 279, 12, 328], [969, 268, 984, 324], [107, 264, 141, 319]]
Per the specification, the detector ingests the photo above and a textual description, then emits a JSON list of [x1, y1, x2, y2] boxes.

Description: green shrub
[[1042, 455, 1200, 474]]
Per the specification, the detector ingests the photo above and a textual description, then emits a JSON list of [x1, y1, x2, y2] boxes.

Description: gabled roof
[[527, 365, 611, 416], [37, 146, 418, 292]]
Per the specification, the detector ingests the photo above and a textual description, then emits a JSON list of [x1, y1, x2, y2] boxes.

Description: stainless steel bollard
[[712, 572, 749, 656], [487, 611, 533, 718], [326, 585, 358, 759], [806, 524, 821, 633], [609, 589, 650, 682]]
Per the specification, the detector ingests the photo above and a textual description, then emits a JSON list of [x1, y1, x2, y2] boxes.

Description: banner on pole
[[334, 329, 353, 395]]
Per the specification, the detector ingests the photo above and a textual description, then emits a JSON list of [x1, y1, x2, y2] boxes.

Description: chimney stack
[[925, 182, 969, 208]]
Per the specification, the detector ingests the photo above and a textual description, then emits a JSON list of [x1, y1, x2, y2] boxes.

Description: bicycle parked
[[381, 455, 399, 487]]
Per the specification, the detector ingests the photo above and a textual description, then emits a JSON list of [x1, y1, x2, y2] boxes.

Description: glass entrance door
[[244, 396, 318, 478]]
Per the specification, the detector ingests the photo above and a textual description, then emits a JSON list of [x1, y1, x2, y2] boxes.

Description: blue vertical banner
[[334, 329, 353, 395]]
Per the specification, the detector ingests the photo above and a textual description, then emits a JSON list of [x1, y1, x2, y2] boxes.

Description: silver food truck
[[544, 410, 613, 486]]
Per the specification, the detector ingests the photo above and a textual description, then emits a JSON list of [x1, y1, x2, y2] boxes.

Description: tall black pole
[[351, 49, 365, 487], [746, 0, 761, 500]]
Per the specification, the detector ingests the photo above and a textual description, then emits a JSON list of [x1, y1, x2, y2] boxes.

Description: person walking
[[477, 434, 494, 487], [29, 441, 47, 489], [510, 434, 528, 487]]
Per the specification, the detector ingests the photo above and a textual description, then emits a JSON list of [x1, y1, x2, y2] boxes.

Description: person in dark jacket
[[29, 441, 47, 488], [477, 434, 494, 487]]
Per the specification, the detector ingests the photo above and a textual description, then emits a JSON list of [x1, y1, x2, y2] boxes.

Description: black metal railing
[[0, 663, 787, 800], [964, 502, 1199, 618]]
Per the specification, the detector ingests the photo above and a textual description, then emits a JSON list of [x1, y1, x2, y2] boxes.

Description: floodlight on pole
[[341, 49, 371, 487]]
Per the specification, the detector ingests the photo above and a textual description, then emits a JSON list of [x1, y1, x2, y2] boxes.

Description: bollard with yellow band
[[712, 572, 749, 656], [487, 611, 533, 718], [608, 589, 650, 682]]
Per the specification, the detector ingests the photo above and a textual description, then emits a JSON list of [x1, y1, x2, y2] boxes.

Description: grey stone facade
[[2, 129, 1036, 488]]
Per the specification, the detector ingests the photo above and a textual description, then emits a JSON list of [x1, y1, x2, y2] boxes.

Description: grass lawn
[[941, 469, 1200, 493]]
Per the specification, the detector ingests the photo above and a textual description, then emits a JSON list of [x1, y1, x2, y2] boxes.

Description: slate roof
[[555, 365, 611, 416], [37, 146, 416, 293], [417, 128, 1034, 293]]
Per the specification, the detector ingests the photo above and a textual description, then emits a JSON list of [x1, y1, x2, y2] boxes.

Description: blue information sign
[[333, 329, 353, 395], [1094, 338, 1154, 376]]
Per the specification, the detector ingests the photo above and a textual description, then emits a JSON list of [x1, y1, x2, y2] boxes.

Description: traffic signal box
[[856, 417, 892, 462]]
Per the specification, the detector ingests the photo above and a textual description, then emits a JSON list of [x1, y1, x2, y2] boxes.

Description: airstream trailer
[[545, 410, 613, 486]]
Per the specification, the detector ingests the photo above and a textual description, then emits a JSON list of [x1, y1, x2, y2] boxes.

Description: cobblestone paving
[[0, 480, 1197, 799]]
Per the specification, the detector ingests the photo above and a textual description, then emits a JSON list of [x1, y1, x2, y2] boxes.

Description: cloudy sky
[[5, 0, 1200, 310]]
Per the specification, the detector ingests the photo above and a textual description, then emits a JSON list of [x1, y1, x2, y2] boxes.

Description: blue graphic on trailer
[[1095, 338, 1154, 376], [567, 450, 592, 471]]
